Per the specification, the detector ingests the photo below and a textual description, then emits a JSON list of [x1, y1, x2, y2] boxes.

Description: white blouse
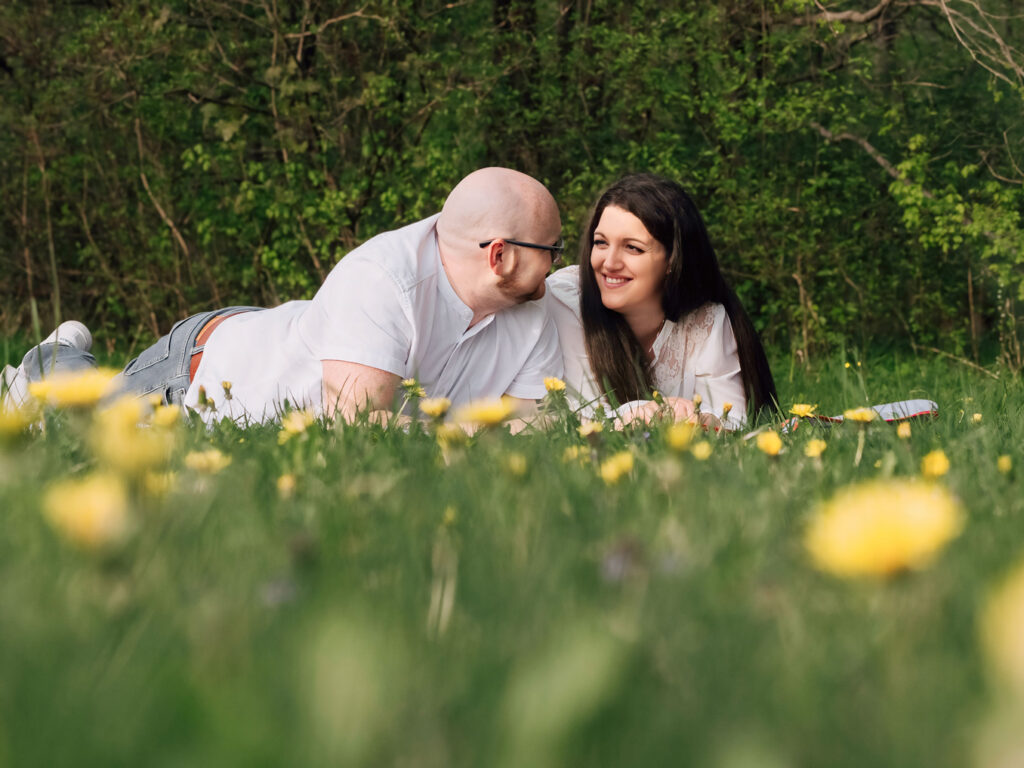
[[546, 266, 747, 426]]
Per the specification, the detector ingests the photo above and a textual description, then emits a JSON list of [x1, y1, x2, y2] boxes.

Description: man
[[3, 167, 565, 423]]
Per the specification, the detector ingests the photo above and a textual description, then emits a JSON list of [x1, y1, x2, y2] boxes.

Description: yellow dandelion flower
[[805, 439, 827, 458], [29, 367, 119, 408], [981, 561, 1024, 693], [921, 449, 950, 479], [0, 404, 33, 438], [805, 479, 962, 578], [278, 409, 316, 444], [184, 448, 232, 474], [665, 421, 695, 451], [401, 378, 427, 398], [451, 397, 514, 427], [436, 422, 468, 446], [544, 377, 566, 392], [843, 407, 876, 423], [143, 471, 177, 497], [150, 403, 182, 428], [756, 430, 783, 457], [972, 412, 983, 424], [600, 451, 634, 485], [897, 421, 911, 439], [844, 362, 851, 369], [578, 420, 604, 438], [277, 473, 297, 499], [692, 393, 703, 410], [691, 441, 713, 460], [92, 396, 177, 475], [721, 402, 733, 419], [997, 455, 1012, 475], [43, 472, 131, 551], [790, 403, 817, 418], [562, 445, 587, 464], [419, 397, 451, 419], [505, 452, 528, 476]]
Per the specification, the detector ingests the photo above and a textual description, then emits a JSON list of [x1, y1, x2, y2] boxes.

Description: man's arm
[[322, 360, 401, 423]]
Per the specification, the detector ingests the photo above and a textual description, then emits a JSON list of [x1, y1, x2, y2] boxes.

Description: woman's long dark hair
[[579, 173, 778, 418]]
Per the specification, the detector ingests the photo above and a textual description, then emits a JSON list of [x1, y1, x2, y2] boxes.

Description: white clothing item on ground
[[185, 214, 563, 424], [42, 320, 92, 351], [546, 265, 747, 426]]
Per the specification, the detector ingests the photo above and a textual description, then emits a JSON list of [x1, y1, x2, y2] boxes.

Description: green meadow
[[1, 346, 1021, 767]]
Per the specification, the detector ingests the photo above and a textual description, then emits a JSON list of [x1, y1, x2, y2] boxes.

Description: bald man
[[5, 168, 565, 424]]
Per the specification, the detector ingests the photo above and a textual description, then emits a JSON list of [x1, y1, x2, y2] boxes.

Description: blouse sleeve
[[691, 304, 747, 426]]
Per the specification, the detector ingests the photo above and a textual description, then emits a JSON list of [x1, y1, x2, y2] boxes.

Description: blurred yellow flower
[[451, 397, 514, 427], [436, 422, 468, 446], [401, 378, 426, 398], [544, 377, 566, 392], [0, 404, 33, 438], [981, 560, 1024, 693], [692, 393, 702, 409], [756, 430, 783, 456], [562, 445, 587, 464], [29, 367, 119, 408], [897, 421, 912, 439], [92, 396, 177, 475], [921, 449, 950, 478], [691, 441, 712, 460], [599, 451, 634, 485], [843, 407, 876, 423], [443, 505, 457, 526], [505, 452, 528, 476], [184, 448, 232, 474], [721, 402, 733, 419], [804, 439, 827, 458], [277, 473, 297, 499], [844, 362, 851, 369], [972, 412, 983, 424], [665, 421, 695, 451], [419, 397, 451, 418], [790, 404, 817, 418], [150, 404, 182, 428], [279, 409, 316, 444], [43, 472, 131, 551], [143, 471, 177, 497], [805, 479, 962, 577], [998, 455, 1012, 474], [578, 421, 604, 438]]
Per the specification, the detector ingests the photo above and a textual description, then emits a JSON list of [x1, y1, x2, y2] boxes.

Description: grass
[[0, 347, 1022, 767]]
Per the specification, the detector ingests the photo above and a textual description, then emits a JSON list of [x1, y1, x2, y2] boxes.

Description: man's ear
[[486, 239, 515, 276]]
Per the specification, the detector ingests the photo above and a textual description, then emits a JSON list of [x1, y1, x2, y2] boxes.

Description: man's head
[[437, 168, 562, 309]]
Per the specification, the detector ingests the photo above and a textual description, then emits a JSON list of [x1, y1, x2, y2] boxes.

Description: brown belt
[[188, 311, 250, 383]]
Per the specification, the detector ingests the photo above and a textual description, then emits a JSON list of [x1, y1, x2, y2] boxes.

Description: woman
[[546, 174, 776, 427]]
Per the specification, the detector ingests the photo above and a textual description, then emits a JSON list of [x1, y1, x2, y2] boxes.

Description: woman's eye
[[627, 244, 642, 253], [593, 238, 608, 247]]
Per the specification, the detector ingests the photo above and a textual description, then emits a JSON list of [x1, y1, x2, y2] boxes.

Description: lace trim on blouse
[[650, 303, 717, 394]]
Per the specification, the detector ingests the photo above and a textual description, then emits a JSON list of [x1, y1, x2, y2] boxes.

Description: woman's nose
[[603, 247, 624, 270]]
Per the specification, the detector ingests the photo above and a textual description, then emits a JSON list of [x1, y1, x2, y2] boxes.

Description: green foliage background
[[2, 0, 1023, 366]]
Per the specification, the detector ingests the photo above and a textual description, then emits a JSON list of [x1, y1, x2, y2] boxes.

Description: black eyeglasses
[[479, 238, 565, 266]]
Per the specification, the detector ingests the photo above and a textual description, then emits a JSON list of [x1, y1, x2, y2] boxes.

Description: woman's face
[[590, 205, 668, 318]]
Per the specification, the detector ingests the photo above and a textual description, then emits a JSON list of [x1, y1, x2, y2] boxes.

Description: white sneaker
[[1, 363, 29, 409], [42, 320, 92, 351]]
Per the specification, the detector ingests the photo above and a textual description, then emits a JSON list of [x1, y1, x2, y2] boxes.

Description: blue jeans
[[21, 306, 263, 406]]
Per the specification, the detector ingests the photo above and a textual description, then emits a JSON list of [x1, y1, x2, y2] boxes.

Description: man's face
[[497, 245, 554, 303], [497, 212, 562, 304]]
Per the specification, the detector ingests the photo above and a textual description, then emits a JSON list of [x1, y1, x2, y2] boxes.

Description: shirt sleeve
[[692, 304, 747, 426], [299, 257, 412, 377], [504, 312, 564, 400]]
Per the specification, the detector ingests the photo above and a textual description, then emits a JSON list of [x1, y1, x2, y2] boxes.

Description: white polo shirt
[[184, 214, 562, 423]]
